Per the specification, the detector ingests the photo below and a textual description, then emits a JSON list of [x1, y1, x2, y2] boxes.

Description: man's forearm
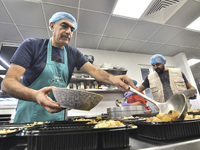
[[91, 68, 114, 84], [1, 78, 37, 102]]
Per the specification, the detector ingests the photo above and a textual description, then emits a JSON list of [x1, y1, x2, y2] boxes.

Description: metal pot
[[107, 105, 145, 118]]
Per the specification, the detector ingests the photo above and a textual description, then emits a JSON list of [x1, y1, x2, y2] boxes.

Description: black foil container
[[0, 124, 25, 150], [134, 119, 200, 140], [21, 121, 130, 150]]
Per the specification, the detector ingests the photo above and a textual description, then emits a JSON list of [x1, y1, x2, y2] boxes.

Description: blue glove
[[190, 94, 197, 99], [122, 102, 130, 106], [124, 92, 133, 98]]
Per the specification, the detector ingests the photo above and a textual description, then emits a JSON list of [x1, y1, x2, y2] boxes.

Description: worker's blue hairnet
[[49, 12, 77, 31], [150, 54, 166, 65], [133, 80, 137, 86]]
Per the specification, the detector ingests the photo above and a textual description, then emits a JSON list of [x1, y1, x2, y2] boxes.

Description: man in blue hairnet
[[1, 12, 134, 123], [135, 54, 196, 109]]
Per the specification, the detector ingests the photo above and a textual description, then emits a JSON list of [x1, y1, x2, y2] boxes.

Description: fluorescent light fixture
[[186, 16, 200, 32], [24, 0, 41, 3], [0, 65, 6, 70], [113, 0, 152, 19], [188, 58, 200, 66], [0, 75, 5, 78], [0, 57, 10, 68]]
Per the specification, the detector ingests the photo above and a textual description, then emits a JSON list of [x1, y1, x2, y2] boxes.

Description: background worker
[[136, 54, 196, 109]]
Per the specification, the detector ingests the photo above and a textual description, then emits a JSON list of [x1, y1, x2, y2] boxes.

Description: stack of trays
[[134, 119, 200, 140]]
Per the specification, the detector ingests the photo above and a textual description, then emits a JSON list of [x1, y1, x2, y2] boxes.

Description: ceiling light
[[0, 65, 6, 70], [113, 0, 152, 19], [24, 0, 41, 3], [186, 16, 200, 32], [188, 58, 200, 66]]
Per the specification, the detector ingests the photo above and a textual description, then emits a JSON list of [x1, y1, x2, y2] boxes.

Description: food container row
[[0, 120, 131, 150], [2, 113, 200, 149]]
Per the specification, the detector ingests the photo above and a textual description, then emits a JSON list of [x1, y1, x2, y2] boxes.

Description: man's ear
[[49, 22, 55, 31]]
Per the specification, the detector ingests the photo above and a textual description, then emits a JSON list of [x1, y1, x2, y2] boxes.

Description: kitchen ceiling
[[0, 0, 200, 61]]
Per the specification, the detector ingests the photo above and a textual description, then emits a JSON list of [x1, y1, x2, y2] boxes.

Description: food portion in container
[[147, 110, 181, 122], [188, 109, 200, 113], [74, 118, 98, 124], [146, 110, 200, 122], [184, 114, 200, 120], [0, 128, 19, 134], [94, 120, 125, 128]]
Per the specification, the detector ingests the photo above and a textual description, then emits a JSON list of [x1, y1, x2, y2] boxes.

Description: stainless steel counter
[[128, 134, 200, 150]]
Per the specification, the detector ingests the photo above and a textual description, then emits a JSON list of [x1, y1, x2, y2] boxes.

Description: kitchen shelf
[[70, 77, 95, 81], [69, 67, 127, 93], [73, 68, 127, 75]]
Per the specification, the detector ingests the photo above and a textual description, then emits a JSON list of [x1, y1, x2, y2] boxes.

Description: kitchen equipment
[[52, 88, 103, 111], [115, 97, 127, 107], [129, 87, 187, 121], [107, 105, 145, 118]]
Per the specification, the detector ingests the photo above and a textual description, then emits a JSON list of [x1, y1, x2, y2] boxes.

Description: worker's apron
[[14, 38, 69, 123]]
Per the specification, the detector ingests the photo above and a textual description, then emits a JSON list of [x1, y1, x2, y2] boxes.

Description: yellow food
[[96, 116, 102, 120], [146, 110, 180, 122], [0, 129, 18, 134], [94, 120, 125, 128], [74, 118, 97, 124]]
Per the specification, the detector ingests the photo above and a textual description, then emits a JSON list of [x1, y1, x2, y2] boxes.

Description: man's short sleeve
[[10, 38, 34, 69], [142, 76, 150, 88]]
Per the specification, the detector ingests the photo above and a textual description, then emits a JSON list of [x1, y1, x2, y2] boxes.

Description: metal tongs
[[116, 97, 127, 107]]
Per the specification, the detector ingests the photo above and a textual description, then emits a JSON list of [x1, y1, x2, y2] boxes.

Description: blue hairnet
[[49, 12, 77, 31], [133, 80, 137, 86], [150, 54, 166, 65]]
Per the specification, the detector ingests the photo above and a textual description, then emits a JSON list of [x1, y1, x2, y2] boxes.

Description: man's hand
[[111, 75, 136, 92], [35, 86, 64, 113]]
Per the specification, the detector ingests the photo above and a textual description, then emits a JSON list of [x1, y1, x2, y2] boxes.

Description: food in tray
[[188, 109, 200, 113], [23, 122, 44, 129], [96, 116, 102, 120], [94, 120, 125, 128], [130, 124, 137, 129], [123, 116, 134, 119], [74, 118, 98, 124], [185, 114, 200, 120], [0, 129, 18, 134], [146, 110, 181, 122]]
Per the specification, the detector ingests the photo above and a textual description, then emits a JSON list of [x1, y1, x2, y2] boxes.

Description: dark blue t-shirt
[[10, 38, 88, 86]]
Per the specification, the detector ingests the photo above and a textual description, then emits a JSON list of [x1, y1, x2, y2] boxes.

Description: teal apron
[[14, 38, 69, 123]]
